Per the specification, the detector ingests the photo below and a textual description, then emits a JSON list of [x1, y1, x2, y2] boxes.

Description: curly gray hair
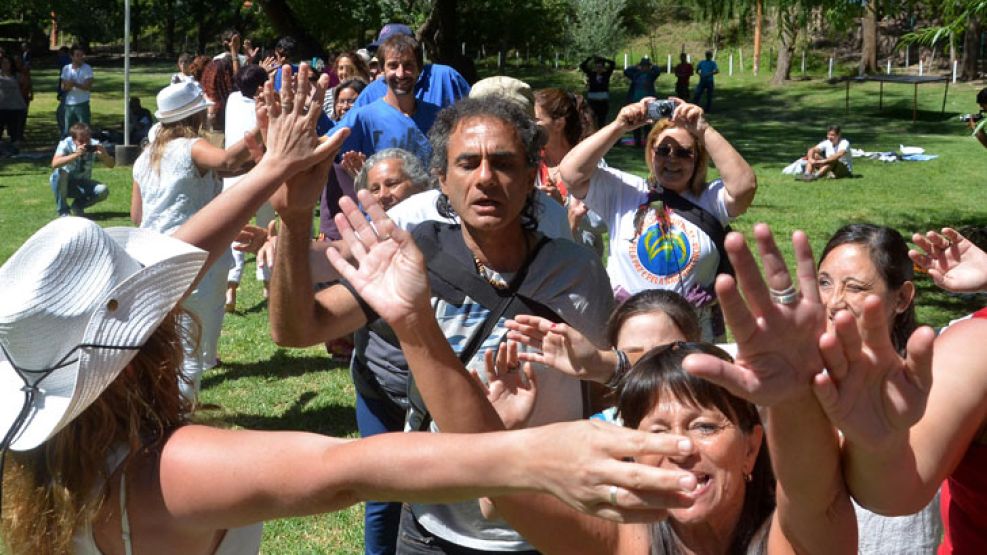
[[354, 148, 433, 194], [428, 96, 544, 177]]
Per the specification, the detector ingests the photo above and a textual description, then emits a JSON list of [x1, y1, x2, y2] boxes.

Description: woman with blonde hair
[[130, 79, 259, 401], [559, 97, 757, 341]]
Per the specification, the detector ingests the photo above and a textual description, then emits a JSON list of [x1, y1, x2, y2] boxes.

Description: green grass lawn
[[1, 56, 985, 553]]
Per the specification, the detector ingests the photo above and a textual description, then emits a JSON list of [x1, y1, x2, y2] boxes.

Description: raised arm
[[671, 101, 756, 217], [173, 65, 342, 283], [559, 98, 652, 198], [268, 179, 367, 347], [326, 191, 504, 433], [683, 225, 856, 554], [827, 314, 986, 515]]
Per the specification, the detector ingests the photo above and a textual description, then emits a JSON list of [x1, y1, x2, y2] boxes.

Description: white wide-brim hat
[[154, 81, 213, 124], [0, 218, 206, 451]]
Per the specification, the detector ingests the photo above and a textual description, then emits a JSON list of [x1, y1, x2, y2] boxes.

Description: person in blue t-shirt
[[693, 50, 719, 112], [329, 34, 440, 165], [353, 23, 470, 110]]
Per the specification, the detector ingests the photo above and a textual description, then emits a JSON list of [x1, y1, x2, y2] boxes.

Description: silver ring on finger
[[608, 485, 618, 506], [769, 285, 799, 305]]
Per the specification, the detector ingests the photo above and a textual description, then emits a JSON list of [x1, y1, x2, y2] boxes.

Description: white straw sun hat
[[0, 218, 206, 452], [154, 80, 213, 124]]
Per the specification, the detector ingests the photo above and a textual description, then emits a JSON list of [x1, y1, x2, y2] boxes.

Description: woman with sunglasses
[[559, 97, 756, 341]]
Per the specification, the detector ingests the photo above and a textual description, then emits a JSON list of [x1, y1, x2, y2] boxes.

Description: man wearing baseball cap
[[353, 23, 470, 111]]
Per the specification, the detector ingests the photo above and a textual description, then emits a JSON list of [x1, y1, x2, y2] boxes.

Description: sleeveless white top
[[133, 137, 224, 236]]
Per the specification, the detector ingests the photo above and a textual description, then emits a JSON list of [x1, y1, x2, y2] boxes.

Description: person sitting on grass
[[802, 125, 852, 180], [49, 122, 113, 217]]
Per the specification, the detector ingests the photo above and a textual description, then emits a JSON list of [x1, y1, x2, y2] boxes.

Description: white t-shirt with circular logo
[[583, 165, 730, 300]]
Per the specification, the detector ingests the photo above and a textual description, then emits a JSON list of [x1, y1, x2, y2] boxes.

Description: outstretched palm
[[326, 191, 430, 324], [683, 224, 827, 406], [473, 341, 538, 430], [506, 315, 601, 380], [910, 228, 987, 294], [813, 299, 935, 448]]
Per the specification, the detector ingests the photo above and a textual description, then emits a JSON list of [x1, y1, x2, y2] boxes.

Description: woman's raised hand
[[326, 190, 430, 324], [910, 227, 987, 293], [615, 97, 654, 130], [683, 224, 827, 406], [506, 315, 609, 382], [812, 298, 935, 449], [669, 98, 709, 136], [255, 64, 347, 181], [472, 341, 538, 430]]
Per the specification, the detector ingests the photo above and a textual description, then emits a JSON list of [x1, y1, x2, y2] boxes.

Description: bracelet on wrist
[[605, 348, 631, 389]]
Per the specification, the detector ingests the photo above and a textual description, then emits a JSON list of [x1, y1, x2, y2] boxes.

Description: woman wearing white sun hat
[[131, 79, 263, 401], [0, 65, 701, 555]]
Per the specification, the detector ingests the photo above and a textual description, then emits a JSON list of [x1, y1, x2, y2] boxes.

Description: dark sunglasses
[[653, 146, 695, 159]]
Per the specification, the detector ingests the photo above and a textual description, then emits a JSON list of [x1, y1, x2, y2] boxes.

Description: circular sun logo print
[[636, 224, 692, 277]]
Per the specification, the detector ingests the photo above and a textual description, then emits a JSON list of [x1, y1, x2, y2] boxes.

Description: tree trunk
[[163, 0, 175, 55], [753, 0, 763, 76], [416, 0, 478, 83], [256, 0, 325, 58], [961, 18, 981, 80], [859, 0, 878, 74], [771, 6, 798, 85]]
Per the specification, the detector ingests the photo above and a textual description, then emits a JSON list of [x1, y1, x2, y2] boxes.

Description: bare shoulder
[[914, 316, 987, 470], [932, 317, 987, 392]]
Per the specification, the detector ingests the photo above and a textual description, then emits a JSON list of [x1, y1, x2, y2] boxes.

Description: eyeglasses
[[653, 146, 695, 159]]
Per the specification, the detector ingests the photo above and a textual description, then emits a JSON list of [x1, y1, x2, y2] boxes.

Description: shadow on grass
[[198, 391, 358, 437], [87, 211, 132, 221], [913, 279, 984, 321], [242, 299, 269, 315], [201, 350, 346, 389]]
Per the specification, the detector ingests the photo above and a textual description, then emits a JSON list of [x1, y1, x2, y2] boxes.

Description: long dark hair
[[533, 88, 596, 148], [616, 342, 774, 555], [820, 223, 917, 354]]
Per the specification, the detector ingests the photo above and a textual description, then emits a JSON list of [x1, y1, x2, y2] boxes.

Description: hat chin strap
[[0, 341, 143, 516]]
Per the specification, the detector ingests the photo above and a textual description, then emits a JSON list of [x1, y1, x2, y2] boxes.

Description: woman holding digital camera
[[559, 97, 756, 341]]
